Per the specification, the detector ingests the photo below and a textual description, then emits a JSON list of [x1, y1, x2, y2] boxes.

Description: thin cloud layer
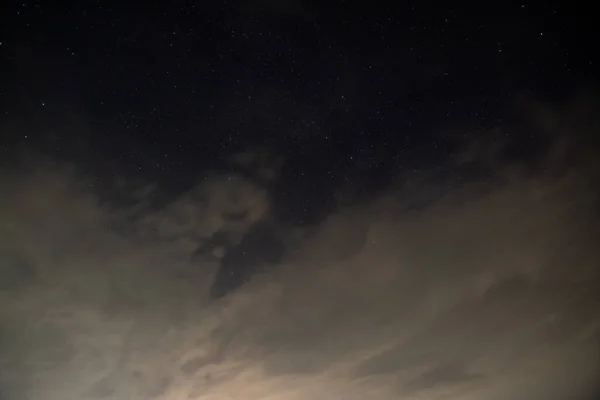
[[0, 96, 599, 399]]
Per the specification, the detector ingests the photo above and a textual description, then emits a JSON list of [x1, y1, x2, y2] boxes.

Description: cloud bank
[[0, 95, 599, 399]]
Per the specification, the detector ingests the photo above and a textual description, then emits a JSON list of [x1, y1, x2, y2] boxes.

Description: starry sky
[[2, 1, 596, 199], [1, 1, 600, 399]]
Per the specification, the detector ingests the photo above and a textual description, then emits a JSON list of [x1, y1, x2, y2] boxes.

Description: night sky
[[3, 1, 595, 201], [1, 1, 600, 399]]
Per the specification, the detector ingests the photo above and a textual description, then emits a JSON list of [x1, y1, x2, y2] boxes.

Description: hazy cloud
[[0, 95, 599, 399]]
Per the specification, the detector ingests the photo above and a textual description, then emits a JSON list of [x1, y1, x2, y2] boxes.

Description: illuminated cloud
[[0, 95, 598, 399]]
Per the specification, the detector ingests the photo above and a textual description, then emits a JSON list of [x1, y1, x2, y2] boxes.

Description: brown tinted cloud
[[0, 95, 599, 399]]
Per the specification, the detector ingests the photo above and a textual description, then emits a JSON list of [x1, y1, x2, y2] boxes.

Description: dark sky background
[[2, 1, 595, 204], [1, 1, 600, 399]]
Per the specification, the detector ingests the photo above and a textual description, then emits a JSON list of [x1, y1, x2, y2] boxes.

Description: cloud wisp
[[0, 96, 599, 400]]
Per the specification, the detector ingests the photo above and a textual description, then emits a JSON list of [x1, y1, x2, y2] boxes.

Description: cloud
[[0, 95, 599, 399]]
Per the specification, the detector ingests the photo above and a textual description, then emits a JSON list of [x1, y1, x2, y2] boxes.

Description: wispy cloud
[[0, 95, 598, 399]]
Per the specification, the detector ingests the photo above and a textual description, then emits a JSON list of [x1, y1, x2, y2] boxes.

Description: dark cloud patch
[[210, 221, 284, 299]]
